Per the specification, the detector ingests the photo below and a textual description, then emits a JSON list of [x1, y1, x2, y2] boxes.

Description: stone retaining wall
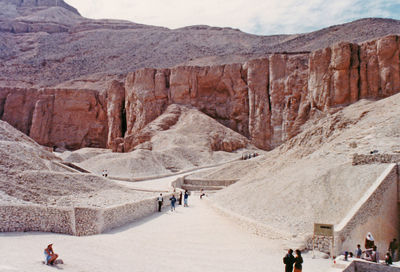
[[183, 178, 238, 187], [0, 194, 174, 236], [334, 164, 399, 257], [343, 260, 400, 272], [352, 153, 400, 165], [0, 204, 75, 234]]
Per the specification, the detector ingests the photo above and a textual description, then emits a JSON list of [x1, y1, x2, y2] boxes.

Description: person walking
[[184, 190, 189, 207], [178, 191, 183, 205], [283, 249, 295, 272], [170, 195, 177, 211], [294, 249, 303, 272], [157, 193, 163, 212]]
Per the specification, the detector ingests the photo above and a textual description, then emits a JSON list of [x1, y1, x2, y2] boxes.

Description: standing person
[[389, 238, 398, 261], [355, 244, 362, 258], [294, 249, 303, 272], [44, 244, 58, 265], [178, 191, 183, 205], [283, 249, 295, 272], [200, 189, 205, 199], [157, 193, 163, 212], [170, 195, 176, 211], [104, 169, 108, 178], [184, 190, 189, 207]]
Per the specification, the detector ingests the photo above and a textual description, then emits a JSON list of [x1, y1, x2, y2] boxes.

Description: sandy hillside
[[208, 94, 400, 237], [0, 120, 155, 206], [75, 104, 259, 179]]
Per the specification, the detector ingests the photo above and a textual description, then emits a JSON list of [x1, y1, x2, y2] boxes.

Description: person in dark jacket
[[294, 249, 303, 272], [184, 190, 189, 207], [170, 195, 177, 211], [283, 249, 295, 272]]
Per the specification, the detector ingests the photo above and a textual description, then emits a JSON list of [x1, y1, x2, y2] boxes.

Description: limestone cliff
[[0, 35, 399, 151]]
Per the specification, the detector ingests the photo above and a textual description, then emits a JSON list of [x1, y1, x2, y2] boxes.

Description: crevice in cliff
[[356, 45, 362, 101], [121, 106, 127, 138], [0, 95, 6, 120]]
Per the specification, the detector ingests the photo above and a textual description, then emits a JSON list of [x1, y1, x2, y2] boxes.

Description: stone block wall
[[334, 164, 399, 257], [0, 204, 75, 234], [353, 153, 400, 165], [0, 194, 174, 236], [343, 260, 400, 272]]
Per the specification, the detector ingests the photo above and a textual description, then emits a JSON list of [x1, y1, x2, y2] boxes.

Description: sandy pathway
[[0, 195, 334, 272]]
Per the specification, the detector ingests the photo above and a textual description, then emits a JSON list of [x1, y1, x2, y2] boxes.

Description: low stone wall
[[353, 153, 400, 165], [184, 178, 238, 187], [343, 260, 400, 272], [334, 164, 399, 257], [0, 194, 174, 236], [0, 204, 75, 235], [100, 193, 174, 233]]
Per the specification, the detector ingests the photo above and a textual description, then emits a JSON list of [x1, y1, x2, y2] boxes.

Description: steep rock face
[[1, 35, 399, 151], [106, 80, 125, 148], [0, 87, 107, 149]]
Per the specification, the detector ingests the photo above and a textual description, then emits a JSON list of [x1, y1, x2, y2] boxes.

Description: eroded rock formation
[[1, 35, 399, 151]]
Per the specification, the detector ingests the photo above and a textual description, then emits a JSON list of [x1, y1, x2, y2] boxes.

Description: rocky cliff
[[1, 35, 398, 151]]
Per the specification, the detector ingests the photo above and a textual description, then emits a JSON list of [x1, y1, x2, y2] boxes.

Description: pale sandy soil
[[208, 94, 400, 238], [0, 196, 336, 272]]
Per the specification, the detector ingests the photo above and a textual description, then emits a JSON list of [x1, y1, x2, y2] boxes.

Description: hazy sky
[[65, 0, 400, 35]]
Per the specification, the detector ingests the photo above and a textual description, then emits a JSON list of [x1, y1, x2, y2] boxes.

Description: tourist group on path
[[157, 190, 190, 212]]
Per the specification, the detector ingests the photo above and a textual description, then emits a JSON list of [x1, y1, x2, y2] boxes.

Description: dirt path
[[0, 194, 335, 272]]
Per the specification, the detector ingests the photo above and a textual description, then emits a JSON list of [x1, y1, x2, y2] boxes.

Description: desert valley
[[1, 0, 400, 271]]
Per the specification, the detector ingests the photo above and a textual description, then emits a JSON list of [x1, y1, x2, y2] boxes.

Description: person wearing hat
[[44, 244, 58, 265]]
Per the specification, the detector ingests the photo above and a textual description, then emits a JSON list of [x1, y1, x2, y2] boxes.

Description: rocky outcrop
[[1, 35, 399, 151], [0, 87, 107, 149]]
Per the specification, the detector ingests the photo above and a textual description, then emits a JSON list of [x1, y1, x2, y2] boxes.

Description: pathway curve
[[0, 195, 334, 272]]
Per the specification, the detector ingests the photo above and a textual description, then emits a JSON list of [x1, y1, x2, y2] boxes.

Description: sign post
[[313, 223, 334, 259]]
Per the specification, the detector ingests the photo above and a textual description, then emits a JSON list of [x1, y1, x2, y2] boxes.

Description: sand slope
[[211, 94, 400, 237], [77, 105, 257, 179]]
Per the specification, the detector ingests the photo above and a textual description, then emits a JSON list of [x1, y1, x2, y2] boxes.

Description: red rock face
[[1, 35, 399, 151], [0, 87, 107, 149]]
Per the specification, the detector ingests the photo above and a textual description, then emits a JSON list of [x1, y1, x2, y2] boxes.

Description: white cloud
[[65, 0, 400, 34]]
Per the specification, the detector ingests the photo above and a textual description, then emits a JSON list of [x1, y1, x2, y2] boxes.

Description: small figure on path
[[170, 195, 177, 211], [200, 189, 205, 199], [44, 244, 58, 265], [283, 249, 295, 272], [178, 191, 182, 205], [294, 249, 303, 272], [355, 244, 362, 258], [157, 193, 163, 212], [184, 190, 189, 207]]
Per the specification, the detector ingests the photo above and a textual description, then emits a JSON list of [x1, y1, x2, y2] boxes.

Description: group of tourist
[[157, 190, 190, 212], [343, 232, 398, 265], [283, 249, 303, 272]]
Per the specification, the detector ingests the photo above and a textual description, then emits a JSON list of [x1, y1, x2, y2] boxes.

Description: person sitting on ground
[[200, 189, 205, 199], [385, 251, 393, 265], [349, 252, 353, 258], [372, 245, 379, 263], [355, 244, 362, 258], [44, 244, 58, 265]]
